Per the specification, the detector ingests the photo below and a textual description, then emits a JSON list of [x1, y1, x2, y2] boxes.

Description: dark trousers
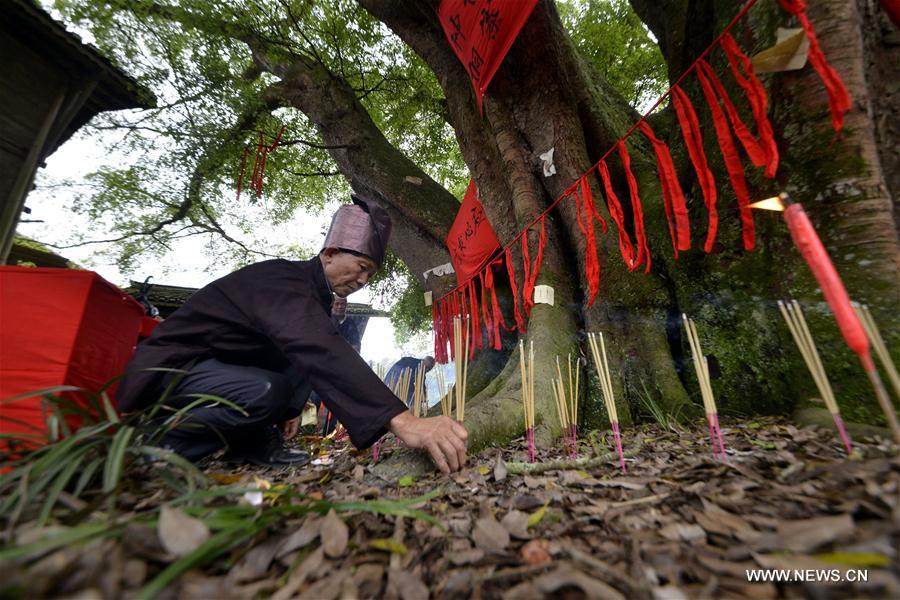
[[157, 359, 310, 462]]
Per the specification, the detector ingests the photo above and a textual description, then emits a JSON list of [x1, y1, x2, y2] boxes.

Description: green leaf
[[527, 502, 549, 528], [369, 538, 409, 554], [813, 552, 891, 568], [103, 425, 135, 493], [398, 475, 416, 487]]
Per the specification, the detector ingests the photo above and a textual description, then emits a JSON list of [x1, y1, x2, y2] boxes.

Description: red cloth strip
[[572, 176, 602, 305], [671, 85, 719, 253], [720, 33, 779, 178], [235, 146, 249, 201], [616, 140, 651, 273], [597, 160, 637, 268], [479, 270, 492, 349], [697, 58, 768, 173], [636, 121, 690, 256], [696, 60, 756, 251], [777, 0, 852, 133], [432, 301, 444, 364], [484, 261, 506, 348], [468, 279, 480, 355], [523, 216, 547, 315], [505, 247, 526, 332]]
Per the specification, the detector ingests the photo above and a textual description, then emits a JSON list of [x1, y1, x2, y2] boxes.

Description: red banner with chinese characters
[[446, 180, 500, 284], [438, 0, 540, 112]]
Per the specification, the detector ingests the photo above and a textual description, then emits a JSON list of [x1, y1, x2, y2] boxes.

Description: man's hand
[[389, 411, 468, 474], [281, 417, 300, 441]]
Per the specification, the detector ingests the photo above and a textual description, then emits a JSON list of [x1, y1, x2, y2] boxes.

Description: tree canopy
[[42, 0, 664, 337]]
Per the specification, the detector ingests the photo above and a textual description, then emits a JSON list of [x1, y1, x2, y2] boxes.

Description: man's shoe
[[225, 426, 311, 468]]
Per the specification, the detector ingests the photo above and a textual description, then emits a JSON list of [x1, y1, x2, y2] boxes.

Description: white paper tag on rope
[[423, 262, 455, 281], [424, 291, 433, 306], [539, 148, 557, 177], [533, 285, 554, 306]]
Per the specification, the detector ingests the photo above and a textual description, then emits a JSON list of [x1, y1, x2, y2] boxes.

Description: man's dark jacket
[[116, 258, 406, 449]]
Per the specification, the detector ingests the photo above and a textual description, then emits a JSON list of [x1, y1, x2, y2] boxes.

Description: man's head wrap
[[322, 194, 392, 267]]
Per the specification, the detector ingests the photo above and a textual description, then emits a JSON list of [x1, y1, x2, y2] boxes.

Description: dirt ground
[[4, 417, 900, 599]]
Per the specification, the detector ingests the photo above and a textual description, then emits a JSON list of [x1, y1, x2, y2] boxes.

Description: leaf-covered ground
[[4, 417, 900, 599]]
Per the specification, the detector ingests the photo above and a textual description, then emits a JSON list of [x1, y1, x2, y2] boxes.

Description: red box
[[0, 267, 144, 443]]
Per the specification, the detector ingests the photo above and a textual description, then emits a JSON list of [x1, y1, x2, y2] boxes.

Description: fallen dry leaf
[[387, 568, 429, 600], [157, 505, 210, 557], [774, 513, 855, 553], [471, 515, 510, 553], [321, 509, 349, 558], [500, 510, 530, 539]]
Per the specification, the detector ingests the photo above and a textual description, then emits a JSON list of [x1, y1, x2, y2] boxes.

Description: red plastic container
[[0, 267, 144, 445]]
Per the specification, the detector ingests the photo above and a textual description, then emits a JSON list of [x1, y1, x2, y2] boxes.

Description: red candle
[[753, 192, 900, 443]]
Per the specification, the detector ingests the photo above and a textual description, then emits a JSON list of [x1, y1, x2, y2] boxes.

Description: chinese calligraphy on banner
[[446, 180, 501, 283], [438, 0, 540, 112]]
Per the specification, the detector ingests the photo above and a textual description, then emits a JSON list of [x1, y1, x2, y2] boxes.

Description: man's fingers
[[438, 438, 460, 472], [451, 419, 468, 441], [448, 434, 467, 467], [427, 442, 450, 474]]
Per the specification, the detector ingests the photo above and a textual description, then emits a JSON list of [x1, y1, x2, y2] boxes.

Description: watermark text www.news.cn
[[746, 569, 868, 583]]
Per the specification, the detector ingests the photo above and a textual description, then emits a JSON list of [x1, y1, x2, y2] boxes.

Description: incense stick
[[779, 300, 853, 454], [436, 367, 452, 418], [682, 314, 727, 459], [587, 332, 627, 473], [453, 316, 470, 423], [855, 304, 900, 404], [519, 340, 536, 462], [412, 363, 426, 418], [554, 355, 579, 459]]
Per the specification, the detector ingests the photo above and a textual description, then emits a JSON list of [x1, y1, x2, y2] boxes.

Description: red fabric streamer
[[671, 85, 719, 253], [432, 301, 444, 363], [597, 160, 637, 268], [720, 33, 779, 178], [236, 126, 287, 200], [484, 261, 507, 348], [505, 247, 525, 332], [522, 216, 547, 316], [571, 176, 603, 305], [695, 60, 756, 251], [777, 0, 852, 133], [697, 60, 768, 173], [616, 140, 651, 273], [437, 0, 540, 112], [636, 121, 690, 256], [468, 279, 480, 355], [479, 271, 493, 349]]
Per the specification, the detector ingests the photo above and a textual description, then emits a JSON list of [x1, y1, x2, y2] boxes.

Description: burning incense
[[587, 332, 627, 473], [778, 300, 853, 454], [682, 314, 726, 459], [855, 304, 900, 403], [519, 340, 536, 462], [751, 192, 900, 443], [453, 316, 470, 423]]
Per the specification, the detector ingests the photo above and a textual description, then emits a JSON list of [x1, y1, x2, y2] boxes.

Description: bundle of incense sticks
[[552, 354, 579, 459], [682, 314, 727, 459], [779, 300, 853, 454], [519, 340, 536, 462], [587, 332, 627, 473], [453, 316, 470, 423], [412, 364, 427, 418], [855, 303, 900, 403], [436, 367, 452, 417]]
